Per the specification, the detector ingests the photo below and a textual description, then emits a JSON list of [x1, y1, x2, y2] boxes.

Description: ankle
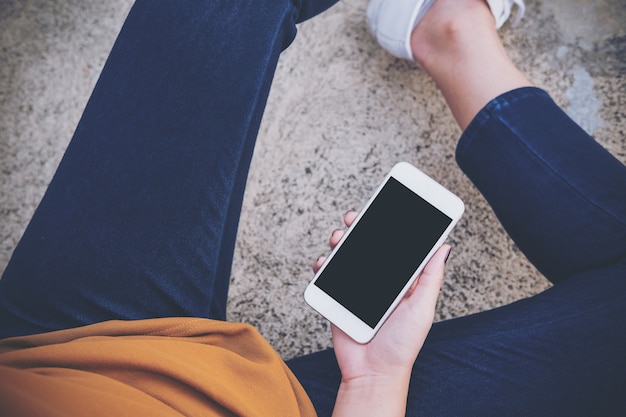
[[410, 0, 496, 68], [408, 0, 532, 130]]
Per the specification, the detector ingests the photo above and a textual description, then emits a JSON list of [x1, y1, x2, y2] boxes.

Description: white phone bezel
[[304, 162, 465, 344]]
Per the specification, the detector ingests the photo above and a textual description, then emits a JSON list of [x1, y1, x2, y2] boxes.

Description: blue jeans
[[1, 1, 625, 416]]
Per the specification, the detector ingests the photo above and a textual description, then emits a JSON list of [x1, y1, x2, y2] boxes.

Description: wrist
[[341, 371, 411, 389], [332, 374, 411, 417]]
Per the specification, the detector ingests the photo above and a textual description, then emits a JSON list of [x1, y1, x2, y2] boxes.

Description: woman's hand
[[313, 211, 450, 416]]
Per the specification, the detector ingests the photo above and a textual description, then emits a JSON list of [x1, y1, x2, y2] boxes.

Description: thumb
[[406, 244, 450, 311]]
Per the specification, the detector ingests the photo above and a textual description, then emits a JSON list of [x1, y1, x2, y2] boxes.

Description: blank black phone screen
[[314, 177, 452, 328]]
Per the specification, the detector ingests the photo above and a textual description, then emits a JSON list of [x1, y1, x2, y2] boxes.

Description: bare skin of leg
[[410, 0, 533, 130]]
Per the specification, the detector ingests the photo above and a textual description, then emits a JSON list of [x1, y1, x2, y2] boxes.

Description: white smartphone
[[304, 162, 464, 344]]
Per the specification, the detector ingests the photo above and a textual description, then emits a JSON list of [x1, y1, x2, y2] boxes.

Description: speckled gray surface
[[1, 0, 624, 360]]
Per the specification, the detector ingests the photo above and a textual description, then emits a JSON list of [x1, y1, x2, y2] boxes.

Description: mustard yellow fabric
[[0, 318, 316, 417]]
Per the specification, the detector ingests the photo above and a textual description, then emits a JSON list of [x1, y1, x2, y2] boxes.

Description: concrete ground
[[1, 0, 624, 359]]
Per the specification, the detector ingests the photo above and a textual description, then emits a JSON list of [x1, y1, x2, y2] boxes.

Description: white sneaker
[[367, 0, 525, 61], [486, 0, 525, 29]]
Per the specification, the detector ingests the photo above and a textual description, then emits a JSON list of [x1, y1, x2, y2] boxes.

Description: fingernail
[[444, 247, 452, 264]]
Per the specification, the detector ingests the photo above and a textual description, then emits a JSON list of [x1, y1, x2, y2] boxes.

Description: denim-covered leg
[[0, 0, 338, 339], [289, 88, 626, 416], [456, 87, 626, 284], [292, 269, 626, 417]]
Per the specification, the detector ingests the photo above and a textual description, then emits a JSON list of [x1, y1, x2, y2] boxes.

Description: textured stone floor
[[1, 0, 624, 359]]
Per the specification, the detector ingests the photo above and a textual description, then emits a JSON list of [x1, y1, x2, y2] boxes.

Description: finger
[[343, 210, 358, 227], [407, 244, 450, 292], [329, 229, 344, 249], [312, 255, 327, 273], [417, 244, 450, 290]]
